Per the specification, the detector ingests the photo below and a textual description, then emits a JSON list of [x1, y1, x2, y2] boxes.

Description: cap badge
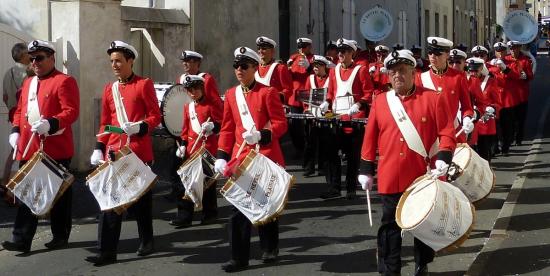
[[239, 47, 246, 54], [32, 40, 39, 46], [431, 39, 437, 45], [391, 51, 399, 58], [110, 41, 116, 48], [452, 49, 457, 55]]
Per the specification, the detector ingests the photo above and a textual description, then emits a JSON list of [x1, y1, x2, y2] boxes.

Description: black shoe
[[200, 214, 218, 225], [44, 238, 68, 250], [345, 191, 356, 200], [85, 252, 117, 266], [303, 170, 315, 177], [414, 265, 428, 276], [136, 241, 154, 256], [169, 219, 192, 229], [261, 248, 279, 263], [221, 260, 248, 272], [320, 190, 341, 199], [1, 241, 30, 253]]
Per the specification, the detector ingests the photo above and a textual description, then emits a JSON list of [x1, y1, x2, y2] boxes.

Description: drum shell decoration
[[396, 175, 475, 252], [153, 83, 192, 138], [449, 144, 495, 203]]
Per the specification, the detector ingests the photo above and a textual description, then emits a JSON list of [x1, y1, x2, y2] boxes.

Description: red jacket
[[97, 75, 161, 162], [181, 96, 223, 157], [503, 54, 533, 104], [288, 52, 315, 107], [361, 87, 456, 194], [326, 63, 374, 120], [303, 73, 330, 112], [415, 67, 474, 143], [355, 49, 376, 66], [217, 83, 288, 166], [469, 75, 500, 136], [256, 61, 293, 104], [177, 72, 223, 112], [368, 62, 390, 96], [13, 70, 79, 160]]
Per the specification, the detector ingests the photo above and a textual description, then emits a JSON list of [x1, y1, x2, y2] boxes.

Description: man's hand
[[201, 121, 215, 136], [319, 101, 329, 113], [176, 145, 186, 158], [31, 119, 50, 135], [357, 174, 374, 191], [430, 160, 449, 178], [462, 116, 474, 134], [214, 159, 227, 174], [347, 103, 361, 116], [8, 133, 19, 149], [242, 129, 261, 145], [90, 150, 104, 166], [121, 121, 141, 136]]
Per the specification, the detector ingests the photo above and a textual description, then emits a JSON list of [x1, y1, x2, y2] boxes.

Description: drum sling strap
[[255, 63, 278, 86], [26, 76, 65, 135], [188, 102, 202, 135], [111, 81, 129, 125]]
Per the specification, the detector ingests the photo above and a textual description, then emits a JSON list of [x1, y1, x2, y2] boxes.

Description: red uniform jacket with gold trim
[[257, 62, 293, 104], [361, 86, 456, 194], [503, 54, 533, 104], [181, 96, 224, 157], [13, 69, 79, 160], [177, 72, 223, 112], [288, 52, 315, 107], [97, 75, 161, 162], [217, 83, 287, 166], [304, 73, 330, 112], [326, 63, 374, 120], [469, 75, 500, 136], [368, 61, 390, 96]]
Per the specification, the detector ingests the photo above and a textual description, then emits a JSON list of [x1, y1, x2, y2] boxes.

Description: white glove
[[495, 59, 506, 71], [416, 58, 423, 68], [430, 160, 449, 178], [520, 71, 527, 80], [242, 129, 261, 145], [201, 121, 215, 136], [347, 103, 361, 116], [369, 65, 376, 74], [30, 119, 50, 135], [489, 59, 497, 66], [298, 57, 310, 68], [485, 106, 496, 115], [358, 174, 373, 191], [90, 149, 104, 166], [175, 145, 186, 158], [319, 101, 329, 113], [462, 116, 474, 134], [379, 67, 388, 74], [214, 159, 227, 174], [121, 121, 141, 136], [9, 133, 19, 149]]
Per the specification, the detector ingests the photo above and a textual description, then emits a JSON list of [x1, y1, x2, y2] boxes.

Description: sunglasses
[[472, 53, 486, 57], [233, 62, 251, 70], [30, 55, 49, 63], [427, 51, 443, 56]]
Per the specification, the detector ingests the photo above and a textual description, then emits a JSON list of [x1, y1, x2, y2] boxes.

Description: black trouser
[[229, 208, 279, 263], [98, 190, 153, 253], [303, 120, 320, 173], [378, 194, 434, 275], [11, 158, 72, 247], [514, 102, 528, 145], [325, 126, 364, 193], [288, 106, 305, 156], [477, 135, 496, 163], [499, 107, 516, 153]]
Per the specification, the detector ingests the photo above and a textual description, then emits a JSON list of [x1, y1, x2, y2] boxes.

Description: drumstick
[[190, 117, 211, 153], [12, 145, 17, 160], [455, 128, 465, 137], [22, 132, 36, 158], [366, 189, 373, 227]]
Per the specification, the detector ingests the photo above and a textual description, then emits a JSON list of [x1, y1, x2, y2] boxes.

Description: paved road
[[0, 57, 548, 275]]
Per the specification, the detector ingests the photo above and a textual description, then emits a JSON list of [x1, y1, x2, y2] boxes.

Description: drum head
[[452, 144, 471, 169], [399, 177, 437, 229], [158, 84, 192, 138]]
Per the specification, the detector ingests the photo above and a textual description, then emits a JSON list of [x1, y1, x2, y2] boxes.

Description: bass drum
[[153, 83, 192, 138]]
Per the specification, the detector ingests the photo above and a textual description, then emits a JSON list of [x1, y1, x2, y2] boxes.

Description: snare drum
[[86, 146, 158, 215], [286, 113, 315, 123], [7, 151, 74, 217], [396, 175, 474, 252], [448, 143, 495, 203], [153, 83, 192, 138], [351, 118, 368, 131], [315, 117, 338, 129]]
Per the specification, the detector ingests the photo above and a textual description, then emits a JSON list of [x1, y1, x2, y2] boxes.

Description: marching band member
[[448, 49, 467, 72], [319, 38, 374, 199], [358, 50, 456, 276], [466, 58, 500, 162], [86, 41, 161, 266], [355, 39, 377, 66], [303, 55, 332, 177], [255, 36, 293, 104], [287, 38, 314, 157], [505, 41, 533, 147], [177, 50, 223, 107], [410, 44, 429, 72], [172, 75, 223, 227], [3, 40, 80, 253], [214, 47, 287, 272], [325, 40, 338, 63], [369, 45, 390, 96], [415, 37, 474, 143]]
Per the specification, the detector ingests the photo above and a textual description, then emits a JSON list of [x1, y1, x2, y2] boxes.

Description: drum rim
[[452, 143, 473, 174], [159, 83, 188, 138], [451, 143, 496, 203], [396, 175, 438, 230]]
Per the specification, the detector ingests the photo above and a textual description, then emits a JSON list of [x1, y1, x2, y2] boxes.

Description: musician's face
[[110, 52, 133, 79], [376, 51, 388, 62], [428, 51, 449, 69], [257, 47, 274, 63], [449, 58, 465, 72], [313, 63, 327, 76], [511, 45, 521, 57], [186, 86, 204, 101], [495, 50, 506, 58], [300, 44, 313, 55], [182, 58, 201, 74], [388, 63, 415, 92], [337, 48, 354, 64], [30, 50, 55, 77], [234, 61, 257, 85]]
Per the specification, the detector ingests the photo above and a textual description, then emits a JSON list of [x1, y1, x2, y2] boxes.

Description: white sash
[[420, 71, 436, 91], [26, 76, 41, 124], [188, 102, 202, 135], [180, 72, 207, 84], [309, 74, 329, 89], [111, 81, 129, 126], [235, 86, 256, 132], [333, 63, 361, 114], [386, 90, 438, 159], [480, 74, 490, 92], [255, 63, 278, 86]]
